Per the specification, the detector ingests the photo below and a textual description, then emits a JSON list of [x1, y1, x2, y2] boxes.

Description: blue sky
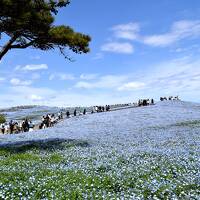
[[1, 0, 200, 107]]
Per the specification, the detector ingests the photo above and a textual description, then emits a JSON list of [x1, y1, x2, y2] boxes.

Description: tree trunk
[[0, 36, 17, 60]]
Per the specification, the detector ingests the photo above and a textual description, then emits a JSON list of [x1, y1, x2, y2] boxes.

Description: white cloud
[[143, 34, 176, 47], [111, 22, 140, 40], [118, 82, 146, 91], [16, 64, 48, 71], [80, 74, 98, 80], [143, 20, 200, 47], [105, 20, 200, 49], [101, 42, 134, 54], [49, 73, 75, 81], [28, 94, 43, 101], [75, 81, 93, 89], [10, 78, 32, 86], [75, 75, 128, 89]]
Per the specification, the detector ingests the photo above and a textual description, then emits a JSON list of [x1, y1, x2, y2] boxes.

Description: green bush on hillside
[[0, 114, 6, 124]]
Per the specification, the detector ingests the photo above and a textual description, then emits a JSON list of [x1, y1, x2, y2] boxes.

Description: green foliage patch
[[0, 114, 6, 124], [175, 120, 200, 127], [0, 147, 199, 199]]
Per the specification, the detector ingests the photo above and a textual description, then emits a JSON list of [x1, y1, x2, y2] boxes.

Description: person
[[15, 122, 20, 134], [66, 111, 70, 118], [98, 106, 101, 112], [22, 121, 26, 132], [58, 112, 61, 120], [1, 124, 5, 134], [142, 99, 147, 106], [83, 108, 86, 115], [9, 120, 15, 134], [29, 121, 34, 132], [74, 109, 77, 116], [49, 114, 54, 127], [39, 122, 44, 129], [3, 123, 7, 134], [151, 99, 154, 104], [45, 115, 50, 127], [174, 95, 180, 100], [60, 112, 63, 119], [42, 116, 45, 123], [24, 119, 29, 132], [106, 105, 110, 111], [18, 121, 22, 132]]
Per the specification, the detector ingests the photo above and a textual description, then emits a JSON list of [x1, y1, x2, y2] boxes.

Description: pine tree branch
[[0, 35, 18, 60]]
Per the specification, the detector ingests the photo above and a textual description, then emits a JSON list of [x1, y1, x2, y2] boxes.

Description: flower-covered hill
[[1, 100, 200, 149], [0, 101, 200, 199]]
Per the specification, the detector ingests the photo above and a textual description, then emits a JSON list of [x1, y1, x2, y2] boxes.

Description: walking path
[[0, 103, 156, 135]]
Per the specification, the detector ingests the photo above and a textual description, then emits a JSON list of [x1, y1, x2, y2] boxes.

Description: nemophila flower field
[[0, 101, 200, 199]]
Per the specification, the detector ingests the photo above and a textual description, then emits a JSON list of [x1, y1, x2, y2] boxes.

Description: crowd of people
[[93, 105, 111, 113], [0, 119, 35, 134], [0, 106, 112, 134], [1, 97, 177, 134], [138, 99, 154, 106], [39, 114, 60, 129], [160, 96, 180, 101]]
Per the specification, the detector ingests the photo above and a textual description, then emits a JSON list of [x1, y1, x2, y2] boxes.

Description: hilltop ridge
[[0, 100, 200, 148]]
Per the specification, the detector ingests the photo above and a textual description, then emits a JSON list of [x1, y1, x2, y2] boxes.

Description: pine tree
[[0, 0, 91, 60]]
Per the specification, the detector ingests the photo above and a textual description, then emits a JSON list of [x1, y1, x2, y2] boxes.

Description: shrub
[[0, 114, 6, 124]]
